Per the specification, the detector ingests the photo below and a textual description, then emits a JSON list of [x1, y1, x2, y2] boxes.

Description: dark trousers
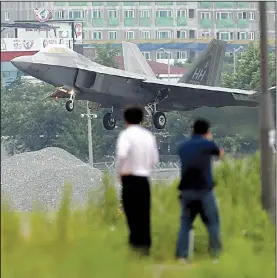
[[121, 175, 151, 254], [176, 190, 222, 259]]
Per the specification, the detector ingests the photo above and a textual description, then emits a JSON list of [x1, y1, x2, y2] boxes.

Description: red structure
[[115, 56, 188, 76], [1, 51, 38, 62]]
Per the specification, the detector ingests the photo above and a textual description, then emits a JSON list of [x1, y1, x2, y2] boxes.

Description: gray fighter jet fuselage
[[11, 40, 258, 130]]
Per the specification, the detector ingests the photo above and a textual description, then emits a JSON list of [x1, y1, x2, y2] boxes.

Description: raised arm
[[207, 141, 224, 158]]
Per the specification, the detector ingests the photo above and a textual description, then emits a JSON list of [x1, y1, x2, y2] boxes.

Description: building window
[[217, 32, 232, 40], [4, 12, 9, 21], [108, 31, 117, 40], [59, 30, 69, 38], [177, 51, 187, 60], [216, 12, 232, 20], [156, 10, 172, 18], [156, 31, 171, 39], [142, 52, 150, 60], [69, 10, 86, 19], [125, 31, 135, 39], [249, 11, 255, 20], [156, 51, 172, 60], [188, 9, 195, 19], [249, 32, 255, 40], [177, 10, 186, 17], [140, 31, 150, 39], [238, 12, 247, 20], [177, 30, 186, 39], [108, 10, 118, 18], [55, 10, 65, 19], [124, 10, 135, 18], [201, 12, 211, 19], [189, 30, 196, 38], [2, 71, 10, 78], [225, 52, 233, 57], [92, 31, 102, 40], [82, 31, 87, 39], [92, 10, 101, 18], [201, 31, 210, 37], [238, 32, 247, 40], [140, 9, 150, 18]]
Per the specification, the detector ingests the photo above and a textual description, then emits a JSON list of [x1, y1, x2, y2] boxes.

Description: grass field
[[1, 154, 275, 278]]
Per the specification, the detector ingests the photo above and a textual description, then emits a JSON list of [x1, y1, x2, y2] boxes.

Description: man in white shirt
[[115, 106, 159, 256]]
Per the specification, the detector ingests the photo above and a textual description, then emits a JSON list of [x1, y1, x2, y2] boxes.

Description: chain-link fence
[[93, 161, 180, 182]]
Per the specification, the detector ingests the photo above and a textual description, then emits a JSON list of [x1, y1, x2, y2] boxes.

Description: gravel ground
[[1, 147, 104, 212]]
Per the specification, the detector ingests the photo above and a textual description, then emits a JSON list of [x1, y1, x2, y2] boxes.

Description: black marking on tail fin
[[178, 39, 227, 87]]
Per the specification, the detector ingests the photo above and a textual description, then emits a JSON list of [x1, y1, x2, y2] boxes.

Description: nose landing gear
[[65, 90, 75, 112], [65, 100, 74, 112]]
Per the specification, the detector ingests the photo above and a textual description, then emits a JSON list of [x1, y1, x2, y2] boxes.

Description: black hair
[[193, 118, 210, 135], [124, 106, 144, 124]]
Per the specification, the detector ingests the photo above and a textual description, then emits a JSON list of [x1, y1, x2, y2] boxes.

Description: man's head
[[193, 118, 212, 139], [124, 106, 144, 125]]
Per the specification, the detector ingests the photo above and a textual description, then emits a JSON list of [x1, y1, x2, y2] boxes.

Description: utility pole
[[158, 48, 171, 83], [259, 2, 275, 222], [233, 46, 243, 74], [81, 102, 97, 167], [87, 102, 93, 167], [167, 52, 170, 83]]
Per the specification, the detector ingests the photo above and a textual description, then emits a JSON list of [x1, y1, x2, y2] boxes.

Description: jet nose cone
[[11, 56, 32, 72]]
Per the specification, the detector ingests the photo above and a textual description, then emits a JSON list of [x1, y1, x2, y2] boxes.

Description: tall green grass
[[1, 155, 275, 278]]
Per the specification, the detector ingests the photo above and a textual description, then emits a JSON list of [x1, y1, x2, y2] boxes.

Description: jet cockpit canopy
[[37, 44, 75, 55]]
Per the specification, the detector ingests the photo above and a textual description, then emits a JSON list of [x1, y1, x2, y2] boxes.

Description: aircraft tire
[[103, 113, 116, 130], [65, 100, 74, 112], [153, 112, 166, 129]]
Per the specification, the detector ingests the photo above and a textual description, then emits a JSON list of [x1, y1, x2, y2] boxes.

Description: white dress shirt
[[115, 125, 159, 177]]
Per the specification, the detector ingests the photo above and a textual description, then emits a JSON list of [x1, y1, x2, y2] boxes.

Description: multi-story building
[[2, 2, 275, 40], [1, 2, 276, 65]]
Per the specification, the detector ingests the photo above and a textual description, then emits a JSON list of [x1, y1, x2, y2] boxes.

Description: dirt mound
[[1, 147, 103, 211]]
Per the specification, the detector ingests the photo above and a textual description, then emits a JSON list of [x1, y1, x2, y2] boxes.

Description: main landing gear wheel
[[103, 112, 116, 130], [153, 112, 166, 129], [65, 100, 74, 112]]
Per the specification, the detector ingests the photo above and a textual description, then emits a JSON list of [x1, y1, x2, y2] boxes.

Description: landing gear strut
[[103, 112, 116, 130], [144, 87, 169, 129], [145, 103, 167, 130]]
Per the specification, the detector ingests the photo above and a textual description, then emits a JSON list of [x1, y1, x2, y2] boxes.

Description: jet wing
[[142, 78, 259, 112]]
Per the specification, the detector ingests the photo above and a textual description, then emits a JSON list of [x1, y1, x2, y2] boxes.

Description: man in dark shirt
[[176, 119, 224, 263]]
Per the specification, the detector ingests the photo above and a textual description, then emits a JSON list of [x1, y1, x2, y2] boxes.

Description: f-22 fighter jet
[[11, 39, 258, 131]]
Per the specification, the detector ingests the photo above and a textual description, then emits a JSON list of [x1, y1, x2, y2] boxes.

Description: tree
[[221, 42, 276, 91], [94, 44, 121, 68], [173, 61, 191, 68], [213, 42, 276, 151]]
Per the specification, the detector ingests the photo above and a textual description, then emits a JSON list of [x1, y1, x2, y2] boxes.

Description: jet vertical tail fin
[[177, 39, 227, 87], [122, 41, 157, 78]]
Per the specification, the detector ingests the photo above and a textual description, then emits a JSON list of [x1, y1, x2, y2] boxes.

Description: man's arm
[[151, 136, 159, 167], [208, 141, 224, 158], [115, 132, 130, 177]]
